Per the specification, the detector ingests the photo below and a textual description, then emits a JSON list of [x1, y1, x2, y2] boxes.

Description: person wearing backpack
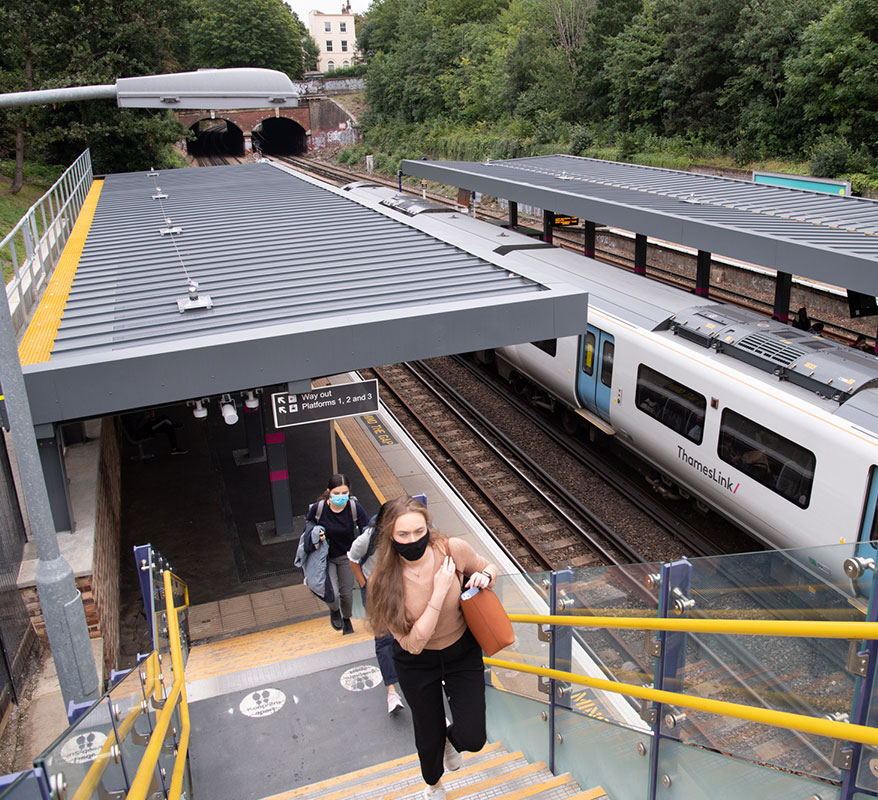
[[305, 473, 371, 634], [349, 502, 405, 715]]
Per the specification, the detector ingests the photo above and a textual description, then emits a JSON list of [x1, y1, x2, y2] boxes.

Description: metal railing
[[484, 545, 878, 800], [1, 546, 191, 800], [1, 150, 92, 336]]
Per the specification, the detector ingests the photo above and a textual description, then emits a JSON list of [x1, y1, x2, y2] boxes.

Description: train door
[[851, 466, 878, 597], [576, 326, 615, 422]]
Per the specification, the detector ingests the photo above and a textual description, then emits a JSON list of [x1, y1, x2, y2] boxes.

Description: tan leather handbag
[[460, 585, 515, 656]]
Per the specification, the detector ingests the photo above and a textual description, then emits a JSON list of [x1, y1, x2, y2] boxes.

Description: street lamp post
[[0, 68, 300, 709]]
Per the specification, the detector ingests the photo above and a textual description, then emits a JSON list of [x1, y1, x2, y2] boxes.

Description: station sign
[[271, 380, 379, 428], [553, 214, 579, 227]]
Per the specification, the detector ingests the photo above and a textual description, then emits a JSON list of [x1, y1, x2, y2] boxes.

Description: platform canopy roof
[[21, 161, 590, 427], [403, 155, 878, 296]]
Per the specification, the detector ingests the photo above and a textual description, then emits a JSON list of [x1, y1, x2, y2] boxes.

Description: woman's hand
[[466, 570, 492, 589], [433, 555, 457, 597]]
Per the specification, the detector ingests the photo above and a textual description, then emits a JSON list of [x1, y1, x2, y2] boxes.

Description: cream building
[[308, 5, 358, 73]]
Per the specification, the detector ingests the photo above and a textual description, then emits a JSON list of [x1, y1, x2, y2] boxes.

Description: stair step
[[262, 740, 606, 800], [474, 769, 580, 799], [259, 742, 506, 800], [568, 788, 610, 800], [346, 751, 530, 800]]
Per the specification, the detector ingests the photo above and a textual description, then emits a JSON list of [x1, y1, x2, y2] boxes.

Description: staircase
[[260, 741, 609, 800]]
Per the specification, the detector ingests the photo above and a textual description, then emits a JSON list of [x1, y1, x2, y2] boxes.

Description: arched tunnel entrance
[[252, 117, 307, 156], [187, 119, 245, 158]]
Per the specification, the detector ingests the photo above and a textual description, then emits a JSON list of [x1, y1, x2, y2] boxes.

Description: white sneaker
[[423, 784, 446, 800], [443, 739, 463, 771], [387, 688, 404, 715]]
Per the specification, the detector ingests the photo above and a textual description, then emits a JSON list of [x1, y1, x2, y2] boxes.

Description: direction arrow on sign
[[271, 380, 379, 428]]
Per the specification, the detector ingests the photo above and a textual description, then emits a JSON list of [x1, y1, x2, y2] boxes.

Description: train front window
[[581, 333, 595, 376], [635, 365, 705, 444], [717, 409, 815, 508], [600, 342, 614, 388]]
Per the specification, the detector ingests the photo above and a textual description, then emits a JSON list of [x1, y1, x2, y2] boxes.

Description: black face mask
[[392, 531, 430, 561]]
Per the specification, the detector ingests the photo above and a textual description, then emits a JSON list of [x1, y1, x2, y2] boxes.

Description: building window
[[324, 21, 331, 31], [343, 60, 350, 67], [341, 40, 348, 52], [327, 61, 335, 71], [340, 21, 347, 31], [326, 40, 333, 51]]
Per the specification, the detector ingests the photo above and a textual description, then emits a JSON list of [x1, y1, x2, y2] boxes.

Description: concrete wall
[[309, 98, 359, 149]]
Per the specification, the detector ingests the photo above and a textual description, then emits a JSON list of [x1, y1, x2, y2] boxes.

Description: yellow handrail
[[483, 657, 878, 747], [507, 613, 878, 639], [126, 571, 190, 800], [71, 653, 161, 800], [164, 570, 191, 799]]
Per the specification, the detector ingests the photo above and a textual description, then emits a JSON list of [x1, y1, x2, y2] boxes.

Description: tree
[[188, 0, 308, 79], [720, 0, 829, 157], [2, 0, 191, 177], [655, 0, 748, 138], [783, 0, 878, 153], [604, 0, 666, 132]]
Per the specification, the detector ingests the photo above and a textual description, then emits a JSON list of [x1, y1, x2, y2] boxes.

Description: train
[[340, 179, 878, 594]]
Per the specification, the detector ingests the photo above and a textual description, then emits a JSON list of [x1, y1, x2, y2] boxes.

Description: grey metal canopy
[[402, 155, 878, 296], [22, 161, 589, 426]]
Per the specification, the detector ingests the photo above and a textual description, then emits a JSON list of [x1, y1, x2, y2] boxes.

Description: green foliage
[[188, 0, 307, 78], [328, 64, 368, 78], [568, 125, 595, 154], [809, 135, 859, 178]]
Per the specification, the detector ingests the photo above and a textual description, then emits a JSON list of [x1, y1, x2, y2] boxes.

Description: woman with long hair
[[305, 473, 371, 634], [368, 495, 498, 800]]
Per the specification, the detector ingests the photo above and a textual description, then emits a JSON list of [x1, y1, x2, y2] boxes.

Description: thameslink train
[[341, 180, 878, 592]]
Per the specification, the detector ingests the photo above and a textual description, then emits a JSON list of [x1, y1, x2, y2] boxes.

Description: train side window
[[635, 365, 705, 444], [717, 408, 815, 508], [531, 339, 557, 357], [581, 333, 595, 376], [600, 342, 614, 388]]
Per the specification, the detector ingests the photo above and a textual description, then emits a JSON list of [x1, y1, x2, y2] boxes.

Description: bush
[[810, 136, 855, 178], [569, 125, 595, 155]]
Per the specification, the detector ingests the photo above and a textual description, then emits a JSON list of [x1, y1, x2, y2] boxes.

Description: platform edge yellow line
[[334, 420, 386, 503], [18, 179, 104, 365]]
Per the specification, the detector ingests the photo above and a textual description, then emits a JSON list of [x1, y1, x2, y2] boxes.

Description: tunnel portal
[[252, 117, 307, 156]]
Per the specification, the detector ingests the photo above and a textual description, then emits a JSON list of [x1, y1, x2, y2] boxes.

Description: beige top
[[392, 537, 492, 654]]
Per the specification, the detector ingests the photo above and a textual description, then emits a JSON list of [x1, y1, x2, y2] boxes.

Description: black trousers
[[392, 627, 486, 785]]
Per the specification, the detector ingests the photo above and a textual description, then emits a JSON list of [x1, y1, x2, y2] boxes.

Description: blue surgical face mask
[[330, 493, 349, 507]]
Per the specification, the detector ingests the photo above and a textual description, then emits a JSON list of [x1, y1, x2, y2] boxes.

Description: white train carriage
[[340, 180, 878, 592]]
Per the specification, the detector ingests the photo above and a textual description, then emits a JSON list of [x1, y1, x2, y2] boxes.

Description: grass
[[0, 175, 53, 284]]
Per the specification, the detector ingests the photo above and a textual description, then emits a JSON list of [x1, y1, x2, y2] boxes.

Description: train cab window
[[600, 342, 614, 388], [531, 339, 557, 357], [581, 333, 596, 376], [717, 409, 815, 508], [635, 365, 706, 444]]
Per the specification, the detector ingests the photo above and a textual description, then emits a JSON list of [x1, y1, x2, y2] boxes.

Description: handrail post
[[839, 564, 878, 799], [647, 558, 691, 800], [546, 569, 574, 773]]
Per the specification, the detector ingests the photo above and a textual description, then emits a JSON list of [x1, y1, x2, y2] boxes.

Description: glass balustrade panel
[[654, 736, 840, 800], [489, 572, 552, 702], [34, 696, 119, 800], [485, 685, 549, 769], [108, 662, 156, 796], [553, 704, 650, 798], [655, 542, 862, 781], [559, 562, 660, 728]]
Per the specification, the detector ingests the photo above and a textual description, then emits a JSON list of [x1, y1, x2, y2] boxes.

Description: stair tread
[[260, 741, 601, 800]]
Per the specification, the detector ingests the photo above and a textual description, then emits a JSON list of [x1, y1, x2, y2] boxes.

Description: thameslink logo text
[[677, 447, 739, 494]]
